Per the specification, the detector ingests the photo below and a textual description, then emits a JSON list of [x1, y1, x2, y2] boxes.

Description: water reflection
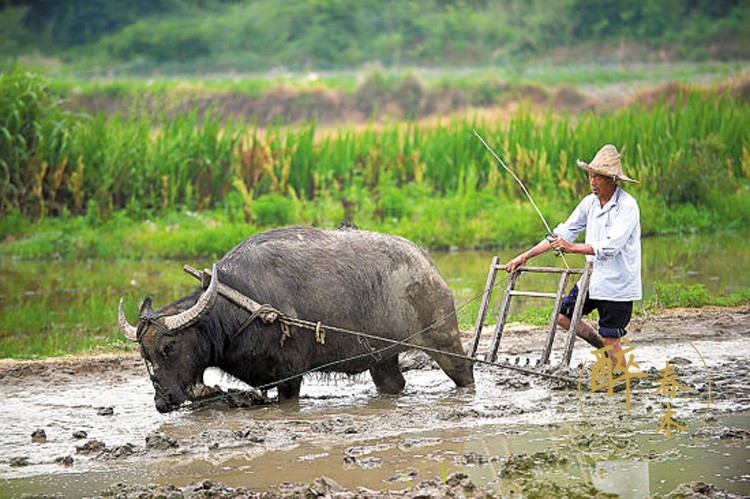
[[591, 460, 650, 499]]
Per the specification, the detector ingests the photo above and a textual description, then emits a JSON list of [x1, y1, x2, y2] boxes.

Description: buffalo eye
[[160, 340, 175, 357]]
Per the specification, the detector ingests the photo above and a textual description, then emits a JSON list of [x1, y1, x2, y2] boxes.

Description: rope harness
[[136, 317, 172, 403]]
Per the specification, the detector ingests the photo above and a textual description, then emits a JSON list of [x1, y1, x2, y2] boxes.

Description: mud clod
[[97, 406, 114, 416], [107, 443, 137, 459], [101, 480, 251, 499], [719, 427, 750, 441], [145, 432, 178, 451], [670, 356, 693, 366], [31, 428, 47, 443], [456, 451, 494, 466], [664, 480, 744, 498], [518, 477, 618, 499], [309, 476, 345, 495], [696, 425, 750, 442], [343, 455, 384, 469], [310, 415, 357, 434], [9, 456, 29, 467], [55, 455, 74, 466], [73, 430, 88, 439], [76, 439, 106, 455], [500, 450, 568, 479]]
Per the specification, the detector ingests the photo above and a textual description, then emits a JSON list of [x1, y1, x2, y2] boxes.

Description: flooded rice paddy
[[1, 308, 748, 498], [1, 229, 749, 356]]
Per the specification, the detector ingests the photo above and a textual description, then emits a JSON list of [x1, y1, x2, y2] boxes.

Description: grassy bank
[[2, 189, 749, 260]]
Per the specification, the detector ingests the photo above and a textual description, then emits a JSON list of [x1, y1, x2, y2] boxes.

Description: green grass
[[648, 283, 750, 309]]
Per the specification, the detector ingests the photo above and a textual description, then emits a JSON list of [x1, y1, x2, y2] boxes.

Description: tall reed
[[2, 69, 748, 230]]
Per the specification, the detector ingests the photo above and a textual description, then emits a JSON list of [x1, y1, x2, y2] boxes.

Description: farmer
[[504, 144, 641, 367]]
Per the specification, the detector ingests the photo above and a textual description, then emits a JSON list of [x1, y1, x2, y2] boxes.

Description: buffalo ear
[[139, 296, 156, 320]]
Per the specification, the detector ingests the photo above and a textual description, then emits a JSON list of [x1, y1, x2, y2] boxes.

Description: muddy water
[[1, 309, 749, 497]]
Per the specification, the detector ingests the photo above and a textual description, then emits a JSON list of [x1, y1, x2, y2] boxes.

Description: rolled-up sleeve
[[554, 197, 591, 242]]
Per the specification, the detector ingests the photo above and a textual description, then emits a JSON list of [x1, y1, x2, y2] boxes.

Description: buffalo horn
[[118, 298, 138, 342], [162, 264, 219, 331]]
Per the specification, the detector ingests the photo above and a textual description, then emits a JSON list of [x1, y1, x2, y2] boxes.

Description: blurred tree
[[2, 0, 748, 69], [0, 5, 31, 57], [3, 0, 240, 49]]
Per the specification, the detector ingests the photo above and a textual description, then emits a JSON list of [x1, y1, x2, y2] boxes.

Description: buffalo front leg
[[370, 355, 406, 394], [277, 378, 302, 403]]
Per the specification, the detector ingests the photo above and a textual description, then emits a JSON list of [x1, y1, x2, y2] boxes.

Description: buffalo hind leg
[[370, 355, 406, 394]]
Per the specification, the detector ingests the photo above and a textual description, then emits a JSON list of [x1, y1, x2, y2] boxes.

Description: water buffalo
[[118, 226, 474, 412]]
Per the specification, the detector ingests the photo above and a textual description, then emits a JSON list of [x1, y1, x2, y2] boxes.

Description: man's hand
[[548, 237, 594, 256], [549, 236, 571, 253], [504, 253, 528, 273]]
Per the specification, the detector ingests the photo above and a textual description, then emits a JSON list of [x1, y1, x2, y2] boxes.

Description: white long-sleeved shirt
[[554, 187, 642, 301]]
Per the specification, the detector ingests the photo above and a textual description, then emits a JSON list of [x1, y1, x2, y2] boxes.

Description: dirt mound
[[551, 85, 596, 113], [0, 354, 141, 384], [101, 474, 485, 499], [717, 74, 750, 103]]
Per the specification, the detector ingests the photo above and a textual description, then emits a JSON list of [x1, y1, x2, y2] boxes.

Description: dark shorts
[[559, 284, 633, 338]]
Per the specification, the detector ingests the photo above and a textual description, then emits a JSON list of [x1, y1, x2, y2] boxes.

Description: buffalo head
[[118, 266, 219, 412]]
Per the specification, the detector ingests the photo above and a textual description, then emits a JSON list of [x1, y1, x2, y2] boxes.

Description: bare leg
[[602, 337, 625, 368], [557, 314, 604, 349]]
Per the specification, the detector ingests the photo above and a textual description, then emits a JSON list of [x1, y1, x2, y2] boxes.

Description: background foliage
[[2, 0, 749, 72]]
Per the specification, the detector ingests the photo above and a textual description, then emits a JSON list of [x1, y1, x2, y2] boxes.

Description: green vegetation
[[2, 69, 749, 257], [0, 259, 191, 358], [4, 1, 749, 73], [650, 283, 750, 309]]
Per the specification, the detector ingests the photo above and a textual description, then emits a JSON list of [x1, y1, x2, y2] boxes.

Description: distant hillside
[[2, 0, 749, 74]]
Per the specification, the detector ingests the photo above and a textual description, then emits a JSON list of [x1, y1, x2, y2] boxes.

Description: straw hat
[[577, 144, 637, 183]]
